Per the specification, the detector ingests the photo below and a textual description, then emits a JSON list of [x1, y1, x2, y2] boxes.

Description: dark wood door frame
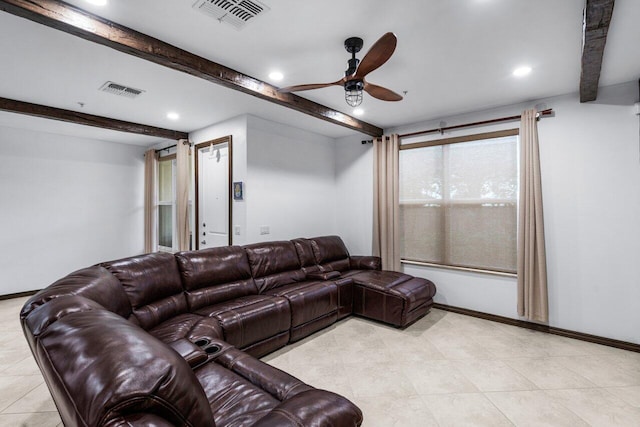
[[194, 136, 233, 249]]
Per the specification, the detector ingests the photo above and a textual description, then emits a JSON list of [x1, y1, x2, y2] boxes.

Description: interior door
[[196, 139, 231, 249]]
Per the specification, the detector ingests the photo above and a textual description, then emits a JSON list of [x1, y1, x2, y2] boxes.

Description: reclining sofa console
[[21, 235, 436, 427]]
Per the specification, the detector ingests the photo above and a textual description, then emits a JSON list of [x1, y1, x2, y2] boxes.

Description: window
[[157, 153, 193, 252], [157, 155, 176, 251], [399, 130, 519, 273]]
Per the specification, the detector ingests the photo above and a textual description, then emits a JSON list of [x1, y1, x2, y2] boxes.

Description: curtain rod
[[398, 108, 554, 139], [155, 144, 176, 154], [154, 139, 191, 154]]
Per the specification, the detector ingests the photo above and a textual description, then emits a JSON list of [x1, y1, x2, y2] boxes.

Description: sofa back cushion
[[244, 241, 306, 293], [291, 238, 320, 274], [20, 266, 132, 321], [175, 246, 258, 310], [101, 253, 187, 330], [309, 236, 351, 272]]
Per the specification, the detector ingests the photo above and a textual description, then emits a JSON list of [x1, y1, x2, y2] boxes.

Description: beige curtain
[[176, 139, 191, 252], [373, 134, 401, 271], [518, 109, 549, 322], [143, 149, 158, 253]]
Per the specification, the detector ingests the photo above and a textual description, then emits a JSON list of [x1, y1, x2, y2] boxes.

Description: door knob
[[201, 240, 206, 245]]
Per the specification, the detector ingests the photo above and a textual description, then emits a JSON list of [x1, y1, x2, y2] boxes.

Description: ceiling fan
[[279, 32, 403, 108]]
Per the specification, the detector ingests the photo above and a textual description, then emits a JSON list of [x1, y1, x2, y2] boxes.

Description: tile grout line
[[0, 378, 43, 414]]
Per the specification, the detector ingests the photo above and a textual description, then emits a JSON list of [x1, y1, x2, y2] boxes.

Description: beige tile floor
[[1, 296, 639, 427]]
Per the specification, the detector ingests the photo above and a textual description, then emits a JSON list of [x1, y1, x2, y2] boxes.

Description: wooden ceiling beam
[[0, 97, 189, 140], [0, 0, 383, 137], [580, 0, 615, 103]]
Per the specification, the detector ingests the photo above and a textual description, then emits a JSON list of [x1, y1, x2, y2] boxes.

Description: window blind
[[399, 133, 518, 273]]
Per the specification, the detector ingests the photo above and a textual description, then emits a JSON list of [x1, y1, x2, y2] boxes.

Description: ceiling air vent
[[99, 81, 145, 99], [192, 0, 270, 30]]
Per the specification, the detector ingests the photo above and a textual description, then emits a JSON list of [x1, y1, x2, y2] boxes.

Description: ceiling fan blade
[[278, 80, 343, 93], [364, 81, 403, 101], [354, 32, 397, 79]]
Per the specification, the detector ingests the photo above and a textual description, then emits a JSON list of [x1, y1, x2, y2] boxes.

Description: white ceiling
[[0, 0, 638, 145]]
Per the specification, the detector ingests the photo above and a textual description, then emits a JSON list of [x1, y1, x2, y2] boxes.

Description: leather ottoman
[[350, 270, 437, 327]]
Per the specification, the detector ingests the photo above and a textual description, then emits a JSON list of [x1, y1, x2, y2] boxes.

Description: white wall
[[334, 134, 374, 256], [339, 81, 640, 344], [190, 115, 248, 245], [537, 82, 639, 344], [0, 125, 146, 294], [246, 115, 337, 243], [190, 114, 338, 245]]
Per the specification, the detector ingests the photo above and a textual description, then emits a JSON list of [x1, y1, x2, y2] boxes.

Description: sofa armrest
[[306, 270, 341, 281], [209, 339, 312, 401], [350, 255, 382, 271], [252, 389, 363, 427], [168, 338, 208, 368], [21, 266, 132, 320], [24, 295, 106, 338], [30, 308, 214, 427]]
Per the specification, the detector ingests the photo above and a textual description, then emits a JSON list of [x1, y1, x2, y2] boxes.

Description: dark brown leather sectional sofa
[[20, 235, 436, 426]]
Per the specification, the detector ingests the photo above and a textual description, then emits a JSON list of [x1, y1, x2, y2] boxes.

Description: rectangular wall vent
[[192, 0, 270, 30], [99, 81, 145, 99]]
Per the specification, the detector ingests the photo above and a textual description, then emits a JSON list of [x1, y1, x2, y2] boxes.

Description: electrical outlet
[[234, 226, 241, 236], [260, 226, 270, 235]]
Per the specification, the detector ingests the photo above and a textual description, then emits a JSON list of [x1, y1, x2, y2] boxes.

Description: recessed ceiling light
[[85, 0, 107, 5], [513, 66, 532, 77], [353, 108, 364, 116], [269, 71, 284, 81], [167, 112, 180, 120]]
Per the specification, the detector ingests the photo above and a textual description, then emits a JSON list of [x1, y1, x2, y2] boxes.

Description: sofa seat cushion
[[148, 313, 223, 345], [194, 295, 290, 350], [339, 269, 367, 280], [195, 362, 279, 427], [263, 281, 338, 328], [386, 277, 435, 310], [348, 270, 414, 290]]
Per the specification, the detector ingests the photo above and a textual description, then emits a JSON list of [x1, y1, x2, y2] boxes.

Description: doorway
[[195, 136, 232, 249]]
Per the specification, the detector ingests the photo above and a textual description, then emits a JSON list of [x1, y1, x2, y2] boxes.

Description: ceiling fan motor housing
[[344, 79, 364, 91]]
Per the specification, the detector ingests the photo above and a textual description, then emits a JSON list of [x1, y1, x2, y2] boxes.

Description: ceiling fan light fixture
[[345, 79, 364, 107], [345, 89, 363, 107]]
